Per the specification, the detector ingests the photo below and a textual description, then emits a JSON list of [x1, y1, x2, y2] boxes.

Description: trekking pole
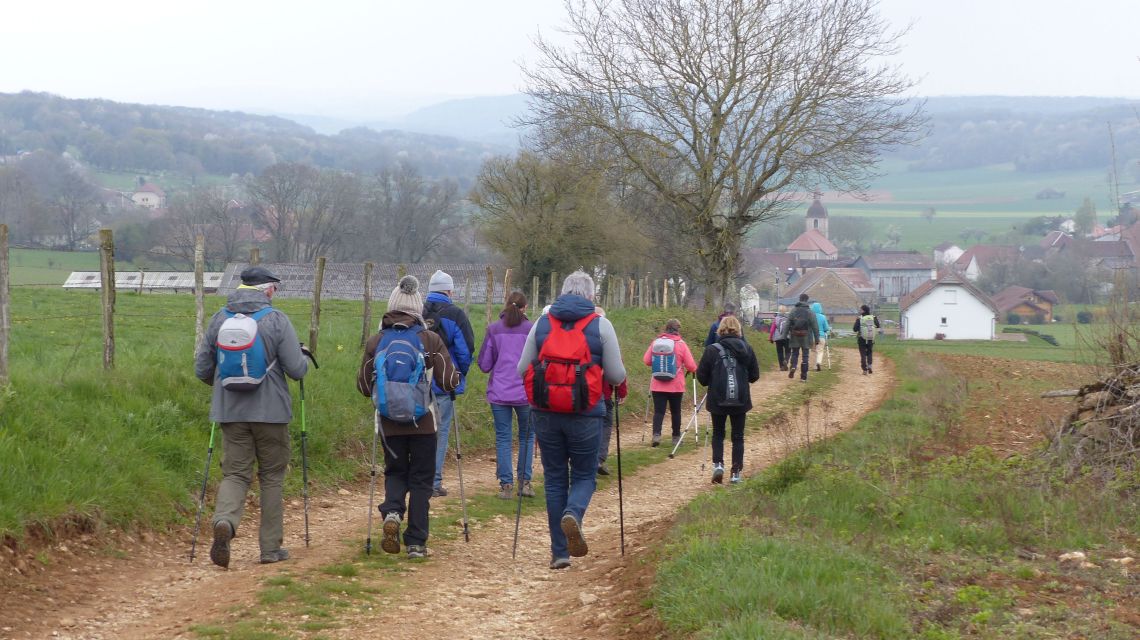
[[641, 380, 651, 442], [614, 388, 626, 556], [691, 375, 700, 445], [189, 422, 217, 563], [826, 339, 832, 370], [299, 378, 311, 548], [669, 393, 707, 459], [512, 412, 534, 559], [299, 346, 318, 548], [451, 393, 471, 543], [364, 411, 380, 555]]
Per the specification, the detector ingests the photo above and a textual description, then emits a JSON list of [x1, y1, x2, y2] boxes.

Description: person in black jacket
[[852, 304, 881, 375], [696, 316, 760, 484]]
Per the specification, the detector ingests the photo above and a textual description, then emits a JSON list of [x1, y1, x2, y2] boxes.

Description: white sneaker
[[730, 471, 743, 484], [711, 463, 724, 484]]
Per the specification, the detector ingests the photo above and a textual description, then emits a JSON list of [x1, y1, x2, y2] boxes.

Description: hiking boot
[[867, 367, 873, 374], [549, 556, 571, 570], [498, 483, 514, 500], [651, 433, 661, 447], [596, 463, 610, 476], [560, 513, 589, 557], [861, 369, 867, 375], [730, 471, 742, 484], [671, 435, 681, 448], [381, 512, 401, 555], [816, 363, 822, 372], [711, 463, 724, 484], [521, 481, 536, 497], [779, 364, 788, 371], [406, 545, 430, 559], [787, 368, 794, 379], [209, 520, 233, 569], [259, 548, 289, 564], [800, 378, 807, 383], [432, 486, 448, 497]]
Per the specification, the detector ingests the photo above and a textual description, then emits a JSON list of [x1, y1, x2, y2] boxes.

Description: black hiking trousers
[[652, 391, 684, 438], [381, 433, 436, 547], [774, 339, 789, 369], [710, 412, 746, 473], [789, 347, 811, 380], [858, 338, 874, 372]]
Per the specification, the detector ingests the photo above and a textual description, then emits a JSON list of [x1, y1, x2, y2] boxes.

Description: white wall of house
[[132, 192, 164, 209], [902, 284, 995, 340]]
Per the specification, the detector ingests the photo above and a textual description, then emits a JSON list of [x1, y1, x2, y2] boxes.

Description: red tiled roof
[[900, 270, 997, 313], [954, 244, 1018, 269], [135, 182, 166, 196], [782, 267, 876, 301], [787, 229, 838, 255], [1040, 231, 1071, 249], [743, 248, 800, 271], [1081, 240, 1134, 259], [991, 285, 1060, 313]]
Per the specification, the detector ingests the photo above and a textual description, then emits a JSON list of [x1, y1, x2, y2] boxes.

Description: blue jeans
[[534, 411, 601, 559], [597, 398, 614, 464], [433, 394, 456, 490], [491, 403, 534, 485]]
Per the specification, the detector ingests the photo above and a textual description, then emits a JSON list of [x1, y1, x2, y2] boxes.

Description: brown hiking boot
[[521, 481, 536, 497], [560, 513, 589, 558], [498, 483, 514, 500], [210, 520, 233, 569]]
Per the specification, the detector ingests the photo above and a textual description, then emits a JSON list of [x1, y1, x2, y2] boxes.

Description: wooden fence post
[[0, 224, 9, 386], [249, 247, 260, 265], [549, 272, 558, 305], [463, 275, 472, 315], [502, 268, 513, 304], [136, 268, 144, 295], [531, 275, 539, 308], [99, 229, 115, 370], [309, 256, 325, 354], [397, 264, 407, 280], [662, 278, 669, 310], [485, 267, 495, 328], [361, 261, 373, 347], [194, 234, 205, 353]]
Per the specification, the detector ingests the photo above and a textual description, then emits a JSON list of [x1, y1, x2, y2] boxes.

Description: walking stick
[[641, 380, 651, 442], [189, 422, 216, 562], [364, 411, 380, 554], [451, 393, 471, 543], [669, 392, 708, 459], [512, 412, 534, 559], [300, 378, 311, 548], [614, 389, 626, 556]]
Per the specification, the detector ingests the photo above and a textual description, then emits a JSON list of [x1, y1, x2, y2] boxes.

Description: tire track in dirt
[[2, 349, 893, 639]]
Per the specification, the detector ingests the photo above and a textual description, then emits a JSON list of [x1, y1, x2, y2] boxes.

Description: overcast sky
[[1, 0, 1137, 120]]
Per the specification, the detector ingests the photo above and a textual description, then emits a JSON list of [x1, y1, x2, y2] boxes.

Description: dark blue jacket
[[424, 292, 474, 395]]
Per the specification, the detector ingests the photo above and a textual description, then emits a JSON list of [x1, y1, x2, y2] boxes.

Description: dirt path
[[1, 349, 894, 639]]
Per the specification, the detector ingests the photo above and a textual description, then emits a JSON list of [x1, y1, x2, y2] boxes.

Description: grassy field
[[91, 169, 234, 194], [6, 247, 143, 287], [0, 287, 721, 542], [829, 322, 1102, 365], [652, 347, 1140, 639]]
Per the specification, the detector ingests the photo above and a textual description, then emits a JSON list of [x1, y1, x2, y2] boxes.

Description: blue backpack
[[215, 307, 276, 391], [372, 324, 432, 423], [650, 336, 679, 380]]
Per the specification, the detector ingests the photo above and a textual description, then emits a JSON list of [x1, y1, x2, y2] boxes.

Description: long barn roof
[[218, 262, 508, 302]]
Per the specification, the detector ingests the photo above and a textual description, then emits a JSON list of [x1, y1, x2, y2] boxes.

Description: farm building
[[899, 271, 997, 340], [953, 245, 1019, 281], [218, 263, 507, 303], [63, 271, 223, 293], [851, 251, 934, 302], [991, 286, 1059, 323], [778, 267, 876, 325]]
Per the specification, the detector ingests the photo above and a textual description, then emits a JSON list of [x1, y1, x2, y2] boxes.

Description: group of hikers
[[193, 267, 879, 571]]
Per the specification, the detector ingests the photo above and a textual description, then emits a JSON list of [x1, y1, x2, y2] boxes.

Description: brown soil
[[0, 349, 895, 639]]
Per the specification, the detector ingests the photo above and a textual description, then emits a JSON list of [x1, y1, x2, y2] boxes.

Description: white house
[[899, 271, 997, 340], [131, 183, 167, 209]]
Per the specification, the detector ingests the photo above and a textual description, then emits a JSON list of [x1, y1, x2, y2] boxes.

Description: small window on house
[[84, 275, 97, 281], [813, 219, 818, 229], [941, 317, 948, 325], [125, 275, 138, 281], [944, 290, 957, 304], [168, 275, 178, 281]]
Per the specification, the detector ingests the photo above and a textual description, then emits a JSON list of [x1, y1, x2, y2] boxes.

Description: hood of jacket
[[716, 335, 750, 358], [225, 287, 271, 314], [549, 294, 596, 321], [380, 309, 423, 329], [810, 302, 823, 315], [657, 331, 683, 342]]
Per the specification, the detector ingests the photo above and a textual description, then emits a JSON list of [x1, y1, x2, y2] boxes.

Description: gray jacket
[[194, 288, 309, 424], [786, 301, 820, 350]]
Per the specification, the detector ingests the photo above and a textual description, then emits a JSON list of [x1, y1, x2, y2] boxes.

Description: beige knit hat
[[386, 275, 424, 325]]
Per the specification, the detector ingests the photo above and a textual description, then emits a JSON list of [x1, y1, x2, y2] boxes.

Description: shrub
[[1077, 311, 1094, 324], [1006, 312, 1022, 325], [934, 332, 946, 340], [1030, 313, 1046, 325]]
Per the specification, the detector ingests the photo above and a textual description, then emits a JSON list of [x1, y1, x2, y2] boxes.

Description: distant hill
[[0, 91, 509, 183], [364, 94, 533, 147]]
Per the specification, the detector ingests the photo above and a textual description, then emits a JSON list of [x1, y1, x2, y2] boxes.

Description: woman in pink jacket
[[642, 319, 698, 447]]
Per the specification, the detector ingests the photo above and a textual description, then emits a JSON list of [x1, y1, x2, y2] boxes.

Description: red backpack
[[524, 313, 603, 413]]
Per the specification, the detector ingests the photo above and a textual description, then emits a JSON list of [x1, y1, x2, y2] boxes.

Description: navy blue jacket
[[424, 292, 474, 395]]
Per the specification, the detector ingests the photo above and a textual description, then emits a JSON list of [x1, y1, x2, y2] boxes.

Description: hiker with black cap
[[423, 270, 475, 498], [194, 266, 310, 568]]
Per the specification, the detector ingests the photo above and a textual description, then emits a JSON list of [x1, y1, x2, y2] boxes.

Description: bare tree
[[525, 0, 923, 304], [246, 163, 318, 262], [296, 171, 361, 263], [358, 164, 459, 264], [164, 186, 249, 270]]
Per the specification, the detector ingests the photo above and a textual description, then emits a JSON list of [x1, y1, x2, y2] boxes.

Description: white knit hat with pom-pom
[[386, 275, 424, 325]]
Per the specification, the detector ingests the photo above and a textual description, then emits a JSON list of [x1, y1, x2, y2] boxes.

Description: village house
[[899, 270, 997, 340], [778, 267, 877, 326], [851, 250, 934, 302], [131, 183, 167, 210], [953, 244, 1019, 281], [991, 285, 1059, 323]]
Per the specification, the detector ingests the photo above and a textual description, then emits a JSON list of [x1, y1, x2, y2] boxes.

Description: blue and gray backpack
[[372, 324, 432, 423], [215, 307, 276, 391]]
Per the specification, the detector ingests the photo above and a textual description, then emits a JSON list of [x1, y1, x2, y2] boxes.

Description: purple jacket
[[477, 314, 533, 406]]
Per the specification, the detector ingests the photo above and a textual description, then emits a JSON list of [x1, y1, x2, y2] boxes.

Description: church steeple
[[806, 192, 829, 239]]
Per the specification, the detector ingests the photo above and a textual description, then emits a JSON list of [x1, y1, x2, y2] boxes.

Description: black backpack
[[789, 306, 813, 337], [710, 343, 747, 408]]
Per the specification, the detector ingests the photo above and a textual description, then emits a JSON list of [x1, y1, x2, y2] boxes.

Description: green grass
[[6, 247, 144, 287], [832, 322, 1099, 364], [652, 346, 1140, 639]]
